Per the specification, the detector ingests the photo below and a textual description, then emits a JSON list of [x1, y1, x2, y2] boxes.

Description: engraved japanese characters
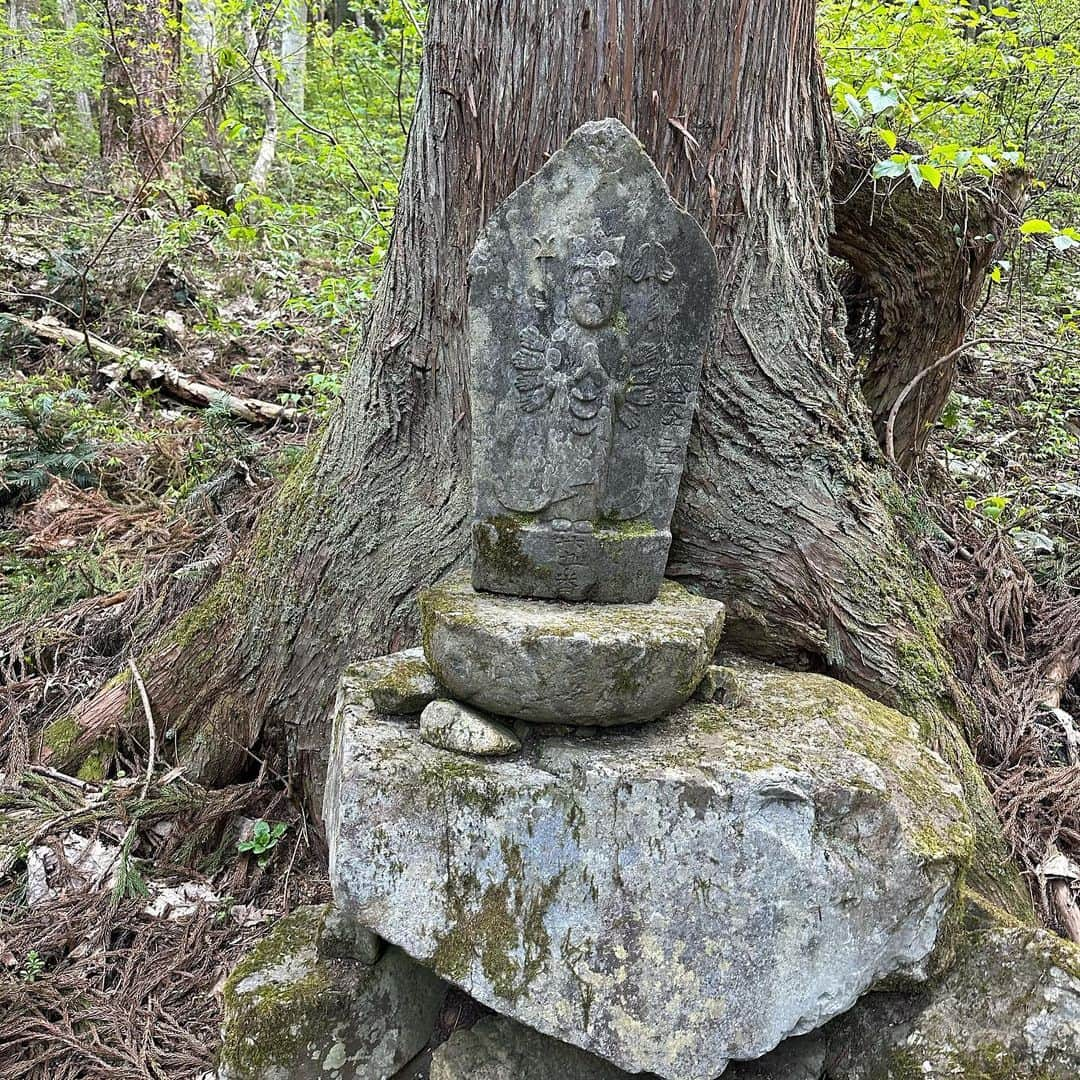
[[468, 119, 719, 603]]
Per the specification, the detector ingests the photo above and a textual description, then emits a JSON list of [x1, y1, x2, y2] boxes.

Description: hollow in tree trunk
[[830, 135, 1025, 467]]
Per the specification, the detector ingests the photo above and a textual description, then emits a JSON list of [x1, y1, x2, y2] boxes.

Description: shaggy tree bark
[[54, 0, 1027, 915], [830, 136, 1025, 466], [100, 0, 181, 180]]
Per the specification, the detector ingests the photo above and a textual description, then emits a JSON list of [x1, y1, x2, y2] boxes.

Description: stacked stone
[[218, 122, 1046, 1080]]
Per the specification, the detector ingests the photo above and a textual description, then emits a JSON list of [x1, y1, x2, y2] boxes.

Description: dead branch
[[8, 314, 299, 425]]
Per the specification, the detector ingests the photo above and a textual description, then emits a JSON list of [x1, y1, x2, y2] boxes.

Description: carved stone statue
[[469, 119, 718, 602]]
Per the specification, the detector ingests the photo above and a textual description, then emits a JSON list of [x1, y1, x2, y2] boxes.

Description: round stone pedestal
[[418, 570, 725, 726]]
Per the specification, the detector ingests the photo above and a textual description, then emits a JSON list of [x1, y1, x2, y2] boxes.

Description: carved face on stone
[[567, 226, 624, 329]]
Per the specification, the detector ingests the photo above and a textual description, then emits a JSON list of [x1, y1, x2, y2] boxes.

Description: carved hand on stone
[[619, 340, 662, 429], [568, 341, 608, 432], [511, 325, 561, 413]]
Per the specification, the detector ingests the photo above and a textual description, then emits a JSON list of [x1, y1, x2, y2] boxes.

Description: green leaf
[[866, 87, 899, 114], [917, 163, 943, 189], [1018, 218, 1054, 235], [879, 129, 897, 150], [908, 161, 924, 188], [871, 158, 907, 179], [843, 93, 865, 121], [1052, 234, 1080, 251]]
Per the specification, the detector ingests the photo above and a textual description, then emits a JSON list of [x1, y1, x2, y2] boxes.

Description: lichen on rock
[[217, 904, 446, 1080]]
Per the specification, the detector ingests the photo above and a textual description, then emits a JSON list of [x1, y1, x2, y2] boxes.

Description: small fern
[[0, 390, 100, 505]]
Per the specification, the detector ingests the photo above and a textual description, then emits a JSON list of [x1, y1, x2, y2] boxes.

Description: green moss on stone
[[879, 1044, 1056, 1080], [42, 714, 79, 759], [472, 515, 551, 582], [219, 904, 338, 1078]]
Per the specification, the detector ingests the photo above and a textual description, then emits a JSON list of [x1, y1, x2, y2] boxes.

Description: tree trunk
[[100, 0, 182, 181], [55, 0, 94, 130], [6, 0, 53, 143], [56, 0, 1025, 915], [246, 13, 279, 192], [830, 136, 1026, 466], [279, 0, 307, 119]]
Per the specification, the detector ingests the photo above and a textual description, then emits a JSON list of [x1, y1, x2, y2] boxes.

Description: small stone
[[420, 569, 725, 726], [347, 647, 441, 715], [431, 1015, 640, 1080], [468, 118, 719, 603], [218, 904, 447, 1080], [318, 905, 382, 964], [420, 700, 521, 756], [693, 663, 749, 705]]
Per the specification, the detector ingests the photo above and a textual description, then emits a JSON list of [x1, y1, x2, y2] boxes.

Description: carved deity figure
[[494, 221, 660, 528]]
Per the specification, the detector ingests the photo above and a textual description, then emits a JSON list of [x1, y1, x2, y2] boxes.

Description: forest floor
[[1, 173, 1079, 1077]]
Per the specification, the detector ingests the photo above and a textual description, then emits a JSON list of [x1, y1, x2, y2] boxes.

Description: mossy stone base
[[419, 569, 725, 725], [326, 657, 973, 1080], [471, 517, 671, 603], [218, 904, 446, 1080], [431, 1015, 639, 1079]]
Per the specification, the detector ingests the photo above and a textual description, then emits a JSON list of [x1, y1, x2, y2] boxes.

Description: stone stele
[[325, 658, 974, 1080], [469, 117, 719, 604], [419, 569, 725, 725]]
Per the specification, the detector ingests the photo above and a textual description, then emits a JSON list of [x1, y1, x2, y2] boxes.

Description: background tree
[[100, 0, 182, 181]]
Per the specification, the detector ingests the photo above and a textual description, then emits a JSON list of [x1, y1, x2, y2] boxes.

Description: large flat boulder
[[326, 659, 974, 1080], [419, 570, 725, 724]]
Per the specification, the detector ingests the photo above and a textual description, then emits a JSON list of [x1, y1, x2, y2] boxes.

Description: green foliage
[[0, 380, 101, 505], [237, 819, 287, 864], [821, 0, 1080, 191], [0, 2, 101, 143], [19, 949, 45, 983]]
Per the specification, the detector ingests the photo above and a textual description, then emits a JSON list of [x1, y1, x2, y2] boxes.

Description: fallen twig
[[7, 314, 299, 425], [885, 336, 1078, 465], [129, 659, 157, 801]]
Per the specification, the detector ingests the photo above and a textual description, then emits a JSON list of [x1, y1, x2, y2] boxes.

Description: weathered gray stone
[[468, 118, 719, 604], [430, 1016, 645, 1080], [318, 905, 383, 965], [346, 647, 442, 715], [326, 659, 974, 1080], [420, 699, 522, 756], [419, 570, 725, 725], [218, 904, 446, 1080], [821, 926, 1080, 1079]]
